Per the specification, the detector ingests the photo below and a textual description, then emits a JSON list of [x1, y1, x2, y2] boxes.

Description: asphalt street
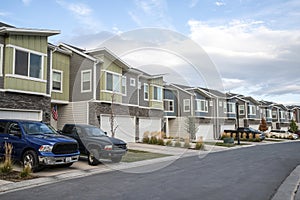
[[1, 141, 300, 200]]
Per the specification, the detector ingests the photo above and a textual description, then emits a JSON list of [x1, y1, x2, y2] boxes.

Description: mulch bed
[[0, 171, 38, 182]]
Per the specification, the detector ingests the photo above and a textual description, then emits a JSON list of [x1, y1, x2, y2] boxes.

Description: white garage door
[[139, 118, 161, 142], [0, 109, 41, 121], [101, 115, 136, 143], [249, 124, 259, 130], [196, 124, 214, 141]]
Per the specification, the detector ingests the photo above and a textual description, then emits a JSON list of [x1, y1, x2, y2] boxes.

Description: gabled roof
[[0, 23, 60, 36], [242, 96, 260, 105], [48, 43, 72, 56], [59, 43, 100, 62], [260, 100, 274, 107], [85, 47, 130, 71], [167, 83, 194, 96], [200, 87, 226, 99], [274, 104, 288, 111]]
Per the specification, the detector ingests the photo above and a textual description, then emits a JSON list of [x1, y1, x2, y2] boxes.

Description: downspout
[[215, 98, 219, 139], [93, 60, 99, 100]]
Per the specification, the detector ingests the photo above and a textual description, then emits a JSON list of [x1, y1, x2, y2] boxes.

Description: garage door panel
[[0, 110, 41, 121], [139, 118, 161, 142], [101, 116, 135, 143], [196, 124, 214, 141]]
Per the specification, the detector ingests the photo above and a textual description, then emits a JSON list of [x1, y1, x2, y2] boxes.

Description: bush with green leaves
[[142, 137, 149, 144], [195, 142, 204, 150], [174, 140, 181, 147], [157, 138, 165, 146], [165, 140, 172, 146], [149, 136, 158, 144], [20, 164, 32, 178]]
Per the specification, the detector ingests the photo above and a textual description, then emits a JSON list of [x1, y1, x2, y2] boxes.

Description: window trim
[[195, 99, 208, 113], [248, 105, 256, 115], [266, 109, 272, 118], [144, 83, 149, 101], [183, 99, 191, 112], [280, 110, 286, 119], [122, 76, 126, 96], [11, 45, 45, 80], [81, 69, 92, 93], [130, 78, 136, 87], [0, 44, 3, 77], [164, 99, 174, 113], [151, 85, 163, 102], [52, 69, 63, 93], [227, 102, 236, 114], [239, 105, 245, 115], [104, 71, 122, 94]]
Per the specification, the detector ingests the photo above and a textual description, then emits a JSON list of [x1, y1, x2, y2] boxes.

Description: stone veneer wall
[[0, 92, 51, 123]]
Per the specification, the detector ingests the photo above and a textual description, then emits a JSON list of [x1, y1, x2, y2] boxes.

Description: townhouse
[[1, 22, 300, 143], [0, 22, 59, 122]]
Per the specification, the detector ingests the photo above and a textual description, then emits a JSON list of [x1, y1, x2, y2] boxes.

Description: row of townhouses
[[1, 22, 299, 142]]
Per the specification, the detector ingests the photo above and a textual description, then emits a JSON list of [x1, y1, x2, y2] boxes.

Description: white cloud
[[189, 0, 199, 8], [188, 19, 300, 104], [215, 1, 225, 7], [22, 0, 32, 6], [56, 0, 102, 34]]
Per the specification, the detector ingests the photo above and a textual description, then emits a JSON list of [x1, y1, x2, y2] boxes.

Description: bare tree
[[110, 93, 118, 138]]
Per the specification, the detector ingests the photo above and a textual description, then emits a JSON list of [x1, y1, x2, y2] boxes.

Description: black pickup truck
[[223, 127, 265, 140], [59, 124, 127, 165]]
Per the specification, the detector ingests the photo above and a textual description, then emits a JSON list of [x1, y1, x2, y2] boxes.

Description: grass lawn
[[204, 142, 250, 148], [121, 149, 171, 163]]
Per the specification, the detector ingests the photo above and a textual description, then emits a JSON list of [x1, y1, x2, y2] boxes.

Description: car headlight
[[39, 145, 53, 152], [104, 145, 113, 151]]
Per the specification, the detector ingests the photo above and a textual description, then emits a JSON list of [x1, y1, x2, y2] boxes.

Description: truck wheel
[[23, 150, 40, 172], [88, 149, 100, 166], [111, 156, 122, 163]]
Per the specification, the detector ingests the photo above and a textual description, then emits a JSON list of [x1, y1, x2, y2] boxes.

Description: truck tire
[[22, 150, 40, 172], [111, 156, 122, 163], [88, 149, 100, 166]]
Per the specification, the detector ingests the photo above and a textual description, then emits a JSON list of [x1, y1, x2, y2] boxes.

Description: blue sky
[[1, 0, 300, 105]]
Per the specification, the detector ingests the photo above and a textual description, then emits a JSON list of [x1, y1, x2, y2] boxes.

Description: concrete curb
[[272, 165, 300, 200]]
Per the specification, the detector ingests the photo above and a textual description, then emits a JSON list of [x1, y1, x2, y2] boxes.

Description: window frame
[[13, 48, 44, 80], [164, 99, 174, 112], [248, 105, 256, 115], [195, 99, 208, 113], [130, 78, 136, 87], [105, 71, 121, 93], [239, 105, 245, 115], [121, 76, 126, 96], [266, 109, 272, 118], [81, 69, 92, 93], [52, 69, 63, 93], [152, 85, 163, 102], [227, 102, 236, 114], [280, 110, 286, 119], [144, 83, 149, 101], [183, 99, 191, 112]]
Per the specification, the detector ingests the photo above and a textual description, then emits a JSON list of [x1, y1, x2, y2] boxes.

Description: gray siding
[[122, 71, 138, 105], [69, 53, 94, 101], [139, 77, 149, 107]]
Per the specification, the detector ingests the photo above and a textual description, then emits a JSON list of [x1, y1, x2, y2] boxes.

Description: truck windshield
[[21, 122, 56, 135], [83, 127, 106, 137]]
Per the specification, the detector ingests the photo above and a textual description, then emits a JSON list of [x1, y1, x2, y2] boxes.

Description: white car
[[269, 130, 298, 139]]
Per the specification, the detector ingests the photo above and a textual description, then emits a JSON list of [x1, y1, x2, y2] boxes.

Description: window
[[122, 76, 126, 95], [184, 99, 190, 112], [130, 78, 136, 86], [196, 99, 208, 112], [164, 100, 174, 112], [52, 70, 63, 92], [272, 110, 277, 118], [209, 101, 213, 107], [280, 111, 285, 119], [144, 83, 149, 100], [227, 102, 236, 113], [266, 109, 272, 118], [219, 101, 222, 107], [15, 49, 42, 79], [152, 86, 162, 101], [239, 105, 245, 115], [289, 112, 294, 120], [106, 72, 121, 93], [249, 105, 256, 115], [81, 70, 91, 92], [223, 102, 227, 112], [0, 44, 3, 76]]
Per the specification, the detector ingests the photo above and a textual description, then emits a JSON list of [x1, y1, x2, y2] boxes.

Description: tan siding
[[5, 77, 46, 93]]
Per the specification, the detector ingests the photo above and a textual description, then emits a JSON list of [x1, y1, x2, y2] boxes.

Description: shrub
[[142, 137, 149, 144], [0, 142, 13, 174], [232, 133, 236, 139], [253, 138, 261, 142], [174, 140, 181, 147], [195, 142, 205, 150], [165, 140, 172, 146], [157, 138, 165, 146], [149, 136, 158, 144], [242, 132, 247, 139], [249, 133, 253, 140], [20, 164, 32, 178]]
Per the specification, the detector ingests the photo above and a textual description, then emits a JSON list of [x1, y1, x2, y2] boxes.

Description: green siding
[[4, 35, 49, 94], [100, 58, 123, 103], [5, 77, 46, 93], [51, 51, 70, 101]]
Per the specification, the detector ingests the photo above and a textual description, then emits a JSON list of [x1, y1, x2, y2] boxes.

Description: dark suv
[[60, 124, 127, 165], [0, 120, 80, 172]]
